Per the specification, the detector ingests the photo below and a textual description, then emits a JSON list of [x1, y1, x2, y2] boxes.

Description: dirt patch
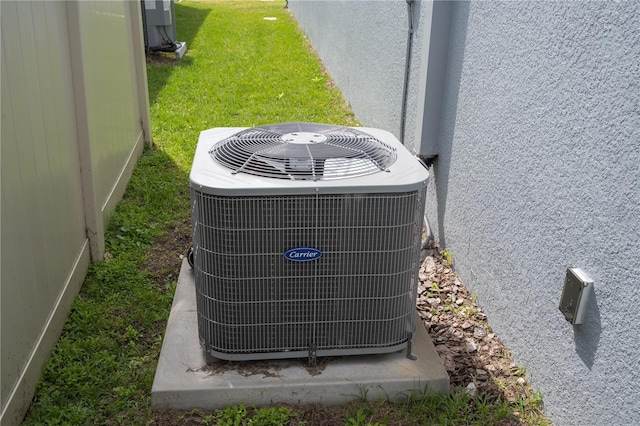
[[199, 360, 283, 379], [146, 51, 179, 66], [149, 411, 215, 426], [144, 218, 191, 289], [303, 355, 335, 376], [150, 404, 332, 426], [280, 403, 346, 426], [187, 356, 336, 378]]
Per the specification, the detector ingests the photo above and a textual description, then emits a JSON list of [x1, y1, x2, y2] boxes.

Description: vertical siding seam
[[65, 0, 104, 261], [127, 0, 153, 145]]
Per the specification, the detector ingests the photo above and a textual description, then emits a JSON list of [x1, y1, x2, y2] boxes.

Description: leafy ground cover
[[24, 1, 549, 424]]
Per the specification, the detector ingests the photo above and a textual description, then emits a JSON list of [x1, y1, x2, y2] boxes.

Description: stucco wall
[[290, 1, 640, 424], [428, 2, 640, 424], [288, 0, 427, 152]]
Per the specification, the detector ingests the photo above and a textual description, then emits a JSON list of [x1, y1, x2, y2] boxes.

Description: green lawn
[[23, 1, 547, 424], [147, 0, 358, 171]]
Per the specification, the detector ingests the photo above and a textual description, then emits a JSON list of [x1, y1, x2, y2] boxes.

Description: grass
[[146, 0, 357, 170], [23, 147, 187, 425], [23, 1, 548, 425]]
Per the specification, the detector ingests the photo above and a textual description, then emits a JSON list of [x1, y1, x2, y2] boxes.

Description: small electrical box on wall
[[559, 267, 593, 325]]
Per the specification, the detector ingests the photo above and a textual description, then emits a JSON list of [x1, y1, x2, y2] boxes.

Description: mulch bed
[[417, 242, 532, 403]]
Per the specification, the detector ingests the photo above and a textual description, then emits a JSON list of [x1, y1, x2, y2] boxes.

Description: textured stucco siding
[[290, 1, 640, 425], [288, 0, 427, 152], [428, 2, 640, 425]]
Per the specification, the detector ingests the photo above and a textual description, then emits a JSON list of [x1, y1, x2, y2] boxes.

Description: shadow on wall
[[573, 286, 601, 370], [431, 2, 470, 249], [146, 3, 210, 104]]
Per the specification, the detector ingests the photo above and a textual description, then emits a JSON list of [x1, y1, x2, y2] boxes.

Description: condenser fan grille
[[210, 123, 398, 180]]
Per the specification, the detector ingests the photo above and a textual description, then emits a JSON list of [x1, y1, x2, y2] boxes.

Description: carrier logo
[[284, 247, 323, 262]]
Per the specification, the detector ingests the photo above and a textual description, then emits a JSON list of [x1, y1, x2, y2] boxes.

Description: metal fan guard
[[209, 123, 398, 180]]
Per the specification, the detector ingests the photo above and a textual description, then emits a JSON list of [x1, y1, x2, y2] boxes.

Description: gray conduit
[[400, 0, 415, 145], [422, 215, 434, 250], [402, 1, 434, 250]]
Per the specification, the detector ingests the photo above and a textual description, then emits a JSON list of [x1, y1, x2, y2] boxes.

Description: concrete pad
[[151, 260, 450, 410]]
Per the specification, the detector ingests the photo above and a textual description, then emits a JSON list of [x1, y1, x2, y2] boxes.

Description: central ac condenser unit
[[189, 123, 429, 364]]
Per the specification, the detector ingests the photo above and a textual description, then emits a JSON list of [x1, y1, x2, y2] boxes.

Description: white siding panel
[[76, 1, 141, 214], [2, 0, 147, 422], [1, 1, 88, 424]]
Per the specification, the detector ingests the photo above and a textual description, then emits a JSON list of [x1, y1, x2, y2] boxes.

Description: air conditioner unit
[[141, 0, 187, 58], [189, 123, 429, 365]]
